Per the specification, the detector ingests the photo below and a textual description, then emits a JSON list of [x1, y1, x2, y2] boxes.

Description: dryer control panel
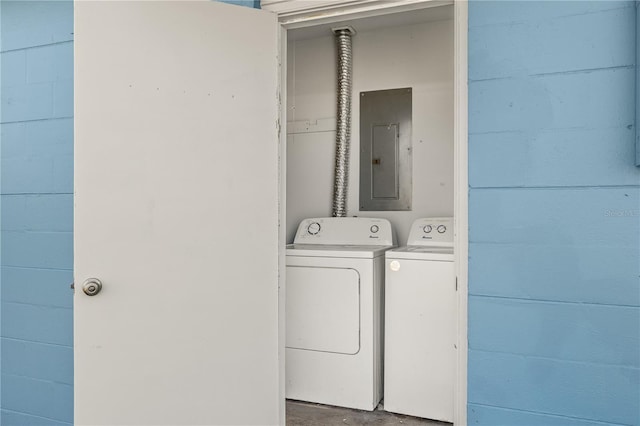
[[294, 217, 394, 246], [406, 217, 453, 247]]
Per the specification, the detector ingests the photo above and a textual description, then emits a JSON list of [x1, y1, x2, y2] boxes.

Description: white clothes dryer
[[285, 217, 394, 411], [384, 217, 455, 422]]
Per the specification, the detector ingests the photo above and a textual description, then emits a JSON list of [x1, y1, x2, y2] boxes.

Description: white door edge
[[453, 2, 469, 425], [278, 25, 288, 426], [278, 1, 470, 425]]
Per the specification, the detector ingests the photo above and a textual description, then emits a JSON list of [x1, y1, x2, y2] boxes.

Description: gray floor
[[286, 400, 451, 426]]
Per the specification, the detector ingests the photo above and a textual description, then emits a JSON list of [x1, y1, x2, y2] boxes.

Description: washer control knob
[[423, 225, 433, 233], [370, 225, 379, 233], [307, 222, 321, 235], [437, 225, 447, 234]]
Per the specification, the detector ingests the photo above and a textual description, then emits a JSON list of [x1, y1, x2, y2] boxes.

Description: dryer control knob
[[437, 225, 447, 234], [423, 225, 433, 233], [370, 225, 379, 233], [307, 222, 321, 235], [389, 260, 401, 272]]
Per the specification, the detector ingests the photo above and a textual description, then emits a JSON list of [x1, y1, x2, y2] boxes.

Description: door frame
[[275, 1, 469, 424]]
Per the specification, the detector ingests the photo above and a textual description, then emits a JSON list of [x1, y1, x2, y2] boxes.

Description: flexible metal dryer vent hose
[[332, 27, 354, 217]]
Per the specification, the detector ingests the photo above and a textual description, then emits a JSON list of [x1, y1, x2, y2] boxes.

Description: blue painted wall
[[1, 1, 74, 424], [468, 1, 640, 425], [1, 1, 638, 425], [0, 1, 258, 425]]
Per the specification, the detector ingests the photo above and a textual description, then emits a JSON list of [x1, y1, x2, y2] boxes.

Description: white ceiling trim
[[262, 0, 452, 28]]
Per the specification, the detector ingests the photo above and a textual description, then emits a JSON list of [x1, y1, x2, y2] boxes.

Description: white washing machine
[[285, 217, 394, 411], [384, 217, 455, 422]]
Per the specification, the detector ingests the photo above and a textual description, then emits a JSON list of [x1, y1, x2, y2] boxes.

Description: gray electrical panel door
[[360, 88, 412, 211]]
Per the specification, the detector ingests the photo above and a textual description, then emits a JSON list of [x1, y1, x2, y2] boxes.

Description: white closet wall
[[287, 17, 454, 244]]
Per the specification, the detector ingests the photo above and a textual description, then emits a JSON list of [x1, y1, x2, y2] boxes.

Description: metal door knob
[[83, 278, 103, 296]]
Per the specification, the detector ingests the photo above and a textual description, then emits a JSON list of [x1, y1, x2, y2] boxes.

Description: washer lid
[[386, 245, 454, 261], [286, 244, 392, 259]]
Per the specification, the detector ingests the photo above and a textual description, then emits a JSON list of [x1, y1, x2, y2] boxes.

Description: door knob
[[82, 278, 103, 296]]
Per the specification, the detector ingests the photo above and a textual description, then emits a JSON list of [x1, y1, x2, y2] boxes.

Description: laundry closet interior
[[274, 0, 459, 423]]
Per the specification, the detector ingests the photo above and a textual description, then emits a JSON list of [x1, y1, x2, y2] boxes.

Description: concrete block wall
[[1, 1, 74, 424], [467, 1, 640, 425], [2, 1, 639, 425]]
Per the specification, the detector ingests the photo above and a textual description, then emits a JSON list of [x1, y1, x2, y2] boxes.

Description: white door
[[74, 2, 281, 425]]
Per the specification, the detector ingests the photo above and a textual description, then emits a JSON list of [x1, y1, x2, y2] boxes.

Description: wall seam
[[467, 403, 633, 426], [469, 348, 640, 369], [0, 39, 73, 54], [468, 293, 640, 308], [0, 408, 73, 425]]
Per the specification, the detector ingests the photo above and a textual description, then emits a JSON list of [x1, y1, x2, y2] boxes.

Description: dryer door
[[286, 266, 360, 354]]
